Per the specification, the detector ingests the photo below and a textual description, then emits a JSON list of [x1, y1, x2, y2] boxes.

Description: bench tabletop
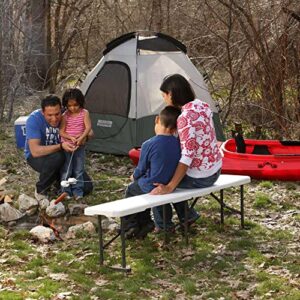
[[84, 174, 251, 218]]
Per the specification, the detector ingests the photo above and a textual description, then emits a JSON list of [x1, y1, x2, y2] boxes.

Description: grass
[[253, 192, 272, 208], [0, 125, 299, 299]]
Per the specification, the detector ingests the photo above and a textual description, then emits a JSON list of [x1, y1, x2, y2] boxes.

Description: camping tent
[[81, 31, 224, 155]]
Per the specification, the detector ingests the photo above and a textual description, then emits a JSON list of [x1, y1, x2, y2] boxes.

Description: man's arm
[[28, 139, 76, 157]]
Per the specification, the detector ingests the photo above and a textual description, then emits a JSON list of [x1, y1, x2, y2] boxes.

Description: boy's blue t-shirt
[[24, 109, 60, 159], [133, 135, 181, 193]]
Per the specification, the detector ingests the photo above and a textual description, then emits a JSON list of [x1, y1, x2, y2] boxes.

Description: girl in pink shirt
[[60, 88, 92, 200]]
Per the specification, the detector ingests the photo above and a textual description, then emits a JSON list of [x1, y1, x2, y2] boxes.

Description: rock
[[101, 217, 119, 232], [65, 221, 95, 239], [26, 206, 38, 216], [18, 194, 38, 212], [46, 200, 66, 217], [30, 225, 56, 243], [0, 203, 24, 222], [39, 198, 50, 210], [68, 204, 88, 216]]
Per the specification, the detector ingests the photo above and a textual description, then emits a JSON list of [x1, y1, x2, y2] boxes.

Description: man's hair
[[62, 88, 85, 108], [160, 74, 195, 107], [159, 106, 181, 130], [41, 95, 61, 111]]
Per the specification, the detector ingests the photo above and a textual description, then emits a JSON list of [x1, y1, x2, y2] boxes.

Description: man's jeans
[[152, 169, 221, 229], [60, 146, 85, 197], [27, 151, 65, 194]]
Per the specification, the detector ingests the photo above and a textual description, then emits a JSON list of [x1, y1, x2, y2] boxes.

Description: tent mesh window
[[85, 62, 131, 117]]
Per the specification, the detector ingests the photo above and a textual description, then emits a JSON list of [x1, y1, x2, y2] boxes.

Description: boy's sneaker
[[124, 226, 140, 239], [136, 222, 155, 239], [34, 189, 48, 201]]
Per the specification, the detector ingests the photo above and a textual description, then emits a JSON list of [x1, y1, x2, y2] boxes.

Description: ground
[[0, 115, 299, 299]]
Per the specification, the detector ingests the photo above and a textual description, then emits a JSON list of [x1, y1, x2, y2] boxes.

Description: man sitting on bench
[[123, 106, 181, 239]]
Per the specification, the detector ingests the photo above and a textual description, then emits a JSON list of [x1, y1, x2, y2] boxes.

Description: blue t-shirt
[[24, 109, 60, 159], [133, 135, 181, 193]]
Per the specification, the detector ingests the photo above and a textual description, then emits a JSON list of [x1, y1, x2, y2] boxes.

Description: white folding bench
[[85, 174, 251, 272]]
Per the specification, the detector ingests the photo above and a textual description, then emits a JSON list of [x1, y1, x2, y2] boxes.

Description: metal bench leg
[[220, 189, 224, 225], [240, 185, 244, 228], [110, 217, 131, 273], [98, 215, 104, 265], [163, 204, 168, 244], [120, 217, 127, 269], [184, 201, 189, 246]]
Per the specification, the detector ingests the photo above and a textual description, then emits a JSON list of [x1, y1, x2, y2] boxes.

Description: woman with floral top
[[151, 74, 222, 231]]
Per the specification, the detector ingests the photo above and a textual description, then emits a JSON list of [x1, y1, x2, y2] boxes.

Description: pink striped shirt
[[61, 109, 86, 143]]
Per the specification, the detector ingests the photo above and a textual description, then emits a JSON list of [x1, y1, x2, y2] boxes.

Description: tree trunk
[[24, 0, 50, 90], [0, 1, 3, 120]]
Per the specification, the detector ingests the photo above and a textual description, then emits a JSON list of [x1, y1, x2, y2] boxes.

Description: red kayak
[[128, 139, 300, 181]]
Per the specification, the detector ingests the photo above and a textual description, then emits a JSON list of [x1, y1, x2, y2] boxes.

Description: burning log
[[54, 192, 68, 205]]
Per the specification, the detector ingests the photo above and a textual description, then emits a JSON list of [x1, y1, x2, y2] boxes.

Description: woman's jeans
[[60, 146, 85, 197], [152, 169, 221, 229]]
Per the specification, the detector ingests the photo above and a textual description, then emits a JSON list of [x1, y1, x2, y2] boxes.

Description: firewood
[[4, 195, 13, 203], [0, 178, 7, 187]]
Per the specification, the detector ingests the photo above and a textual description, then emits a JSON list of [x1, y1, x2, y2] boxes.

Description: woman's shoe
[[153, 226, 175, 234]]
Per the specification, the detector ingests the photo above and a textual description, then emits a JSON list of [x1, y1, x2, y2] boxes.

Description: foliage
[[0, 1, 299, 139]]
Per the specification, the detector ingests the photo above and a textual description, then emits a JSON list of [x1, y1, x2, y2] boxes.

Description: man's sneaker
[[34, 189, 48, 201], [74, 195, 83, 201]]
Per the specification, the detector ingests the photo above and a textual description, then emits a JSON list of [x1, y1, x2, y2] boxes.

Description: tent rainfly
[[81, 31, 224, 155]]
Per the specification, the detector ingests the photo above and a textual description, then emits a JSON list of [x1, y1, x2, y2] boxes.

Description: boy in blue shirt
[[124, 106, 181, 239]]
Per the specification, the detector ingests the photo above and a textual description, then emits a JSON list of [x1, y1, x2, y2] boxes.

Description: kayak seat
[[252, 145, 271, 155], [234, 133, 246, 153]]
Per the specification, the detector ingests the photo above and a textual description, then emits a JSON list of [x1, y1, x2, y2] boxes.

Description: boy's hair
[[62, 88, 85, 108], [41, 95, 61, 111], [160, 74, 195, 107], [159, 106, 181, 130]]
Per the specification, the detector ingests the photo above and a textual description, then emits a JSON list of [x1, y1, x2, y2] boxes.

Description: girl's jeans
[[60, 146, 85, 197]]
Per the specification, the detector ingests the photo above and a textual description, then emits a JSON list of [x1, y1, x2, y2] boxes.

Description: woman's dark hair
[[41, 95, 61, 111], [62, 88, 85, 108], [159, 106, 181, 129], [160, 74, 195, 107]]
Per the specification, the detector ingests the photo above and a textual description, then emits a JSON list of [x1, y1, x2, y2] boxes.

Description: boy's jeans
[[152, 169, 221, 229], [60, 146, 85, 197], [123, 180, 153, 230]]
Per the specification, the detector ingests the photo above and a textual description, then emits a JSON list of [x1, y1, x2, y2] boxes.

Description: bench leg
[[220, 189, 224, 225], [163, 205, 168, 244], [98, 216, 104, 265], [240, 185, 244, 228], [120, 217, 126, 268], [110, 217, 131, 273], [184, 201, 189, 246]]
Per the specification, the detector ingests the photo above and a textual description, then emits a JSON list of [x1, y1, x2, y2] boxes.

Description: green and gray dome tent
[[81, 31, 224, 155]]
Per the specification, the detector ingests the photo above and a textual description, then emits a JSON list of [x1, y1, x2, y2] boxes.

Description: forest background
[[0, 1, 299, 299], [0, 0, 299, 140]]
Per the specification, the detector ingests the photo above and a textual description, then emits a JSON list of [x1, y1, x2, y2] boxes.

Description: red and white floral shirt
[[177, 99, 222, 178]]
